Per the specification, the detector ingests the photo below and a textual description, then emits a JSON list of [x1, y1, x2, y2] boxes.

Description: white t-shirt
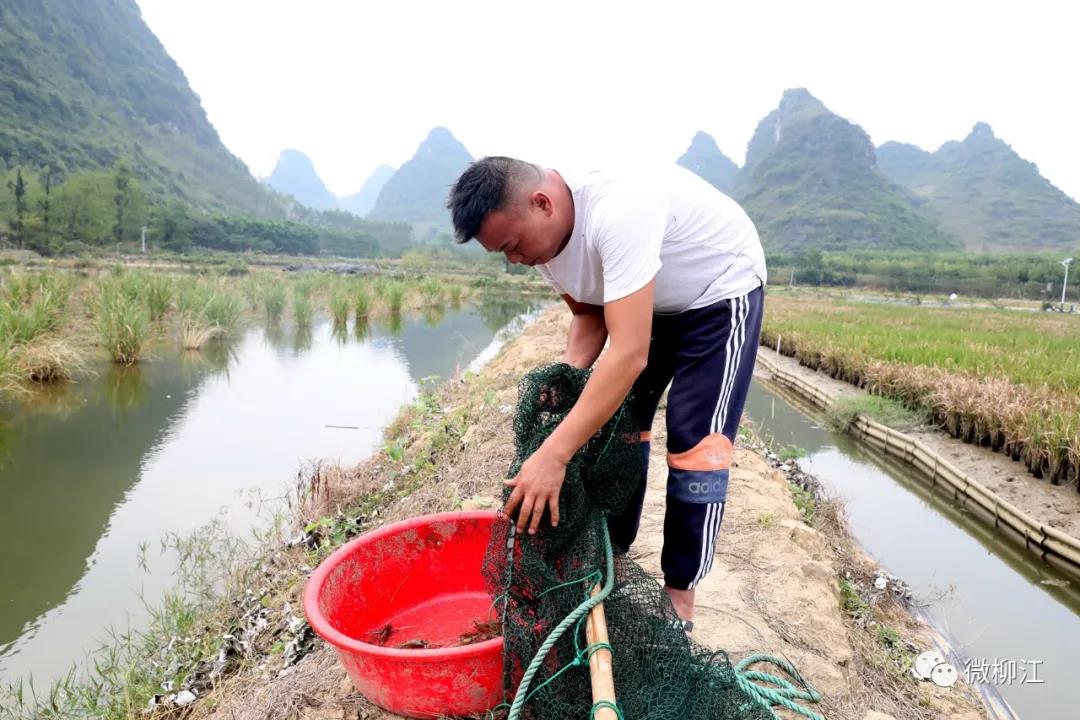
[[536, 165, 767, 314]]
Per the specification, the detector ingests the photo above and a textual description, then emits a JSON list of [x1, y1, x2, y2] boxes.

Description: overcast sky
[[135, 0, 1079, 202]]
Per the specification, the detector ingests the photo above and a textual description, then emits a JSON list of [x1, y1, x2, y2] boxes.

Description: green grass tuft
[[97, 289, 149, 364], [826, 394, 924, 431], [263, 284, 286, 322], [353, 284, 371, 320], [202, 292, 243, 334], [144, 276, 173, 322], [328, 285, 350, 328], [292, 288, 314, 330]]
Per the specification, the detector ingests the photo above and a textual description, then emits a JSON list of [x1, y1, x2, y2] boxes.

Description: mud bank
[[188, 308, 985, 720]]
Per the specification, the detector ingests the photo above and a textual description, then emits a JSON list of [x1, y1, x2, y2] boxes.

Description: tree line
[[0, 161, 415, 258], [768, 248, 1079, 299]]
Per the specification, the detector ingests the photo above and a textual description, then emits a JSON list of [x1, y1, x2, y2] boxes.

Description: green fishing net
[[483, 363, 821, 720]]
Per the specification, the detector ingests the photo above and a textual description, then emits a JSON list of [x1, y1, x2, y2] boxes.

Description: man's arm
[[561, 294, 607, 369], [504, 280, 654, 534]]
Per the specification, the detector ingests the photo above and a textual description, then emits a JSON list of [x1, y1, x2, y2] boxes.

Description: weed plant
[[144, 276, 173, 322], [0, 290, 62, 345], [202, 292, 243, 334], [98, 289, 149, 364], [384, 281, 406, 314], [263, 284, 286, 322], [292, 288, 314, 330], [418, 277, 443, 306], [179, 315, 224, 350], [353, 283, 371, 320], [328, 285, 350, 329]]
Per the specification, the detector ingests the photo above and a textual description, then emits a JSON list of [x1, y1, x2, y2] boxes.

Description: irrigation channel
[[744, 377, 1080, 720], [0, 298, 543, 689]]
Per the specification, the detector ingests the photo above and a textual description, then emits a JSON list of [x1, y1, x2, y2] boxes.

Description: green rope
[[512, 595, 614, 707], [590, 700, 624, 720], [733, 653, 824, 720], [585, 641, 613, 661], [506, 517, 616, 720], [537, 569, 603, 598]]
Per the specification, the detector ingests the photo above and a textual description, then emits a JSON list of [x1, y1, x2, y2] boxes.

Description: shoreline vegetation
[[0, 253, 550, 404], [762, 291, 1080, 491]]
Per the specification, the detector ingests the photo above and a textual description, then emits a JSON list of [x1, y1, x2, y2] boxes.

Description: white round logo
[[931, 662, 958, 688], [912, 651, 944, 681]]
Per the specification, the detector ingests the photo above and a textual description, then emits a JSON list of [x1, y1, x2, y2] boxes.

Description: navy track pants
[[609, 284, 764, 590]]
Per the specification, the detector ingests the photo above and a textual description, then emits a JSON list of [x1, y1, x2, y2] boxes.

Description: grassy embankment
[[0, 261, 548, 400], [761, 293, 1080, 488]]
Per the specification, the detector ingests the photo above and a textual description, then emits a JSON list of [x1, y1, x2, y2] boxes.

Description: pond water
[[744, 378, 1080, 720], [0, 298, 542, 687]]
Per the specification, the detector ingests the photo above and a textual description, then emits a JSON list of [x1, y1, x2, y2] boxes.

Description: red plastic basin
[[303, 510, 505, 718]]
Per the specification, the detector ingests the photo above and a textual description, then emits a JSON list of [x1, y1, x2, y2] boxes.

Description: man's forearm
[[563, 312, 608, 369], [542, 344, 645, 463]]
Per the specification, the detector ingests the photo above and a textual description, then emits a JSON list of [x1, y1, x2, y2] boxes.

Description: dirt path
[[758, 346, 1080, 539], [193, 308, 984, 720]]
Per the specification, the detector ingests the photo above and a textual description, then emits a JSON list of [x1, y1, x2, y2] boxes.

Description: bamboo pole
[[585, 583, 617, 720]]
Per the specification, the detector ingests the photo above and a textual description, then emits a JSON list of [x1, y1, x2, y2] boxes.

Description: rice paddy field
[[761, 291, 1080, 488]]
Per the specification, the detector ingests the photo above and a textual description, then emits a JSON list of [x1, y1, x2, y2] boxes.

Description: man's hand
[[504, 280, 654, 536], [503, 447, 566, 534]]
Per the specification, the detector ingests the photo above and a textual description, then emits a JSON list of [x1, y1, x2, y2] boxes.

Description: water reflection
[[330, 320, 350, 347], [477, 294, 531, 333], [8, 380, 84, 423], [0, 361, 196, 660], [291, 323, 313, 355], [262, 320, 286, 352], [383, 309, 404, 336], [0, 417, 12, 469], [178, 340, 237, 383], [423, 305, 446, 327], [104, 365, 148, 418], [0, 298, 543, 687], [353, 317, 371, 343]]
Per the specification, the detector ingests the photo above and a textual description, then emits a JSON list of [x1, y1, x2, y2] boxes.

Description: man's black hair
[[446, 156, 542, 243]]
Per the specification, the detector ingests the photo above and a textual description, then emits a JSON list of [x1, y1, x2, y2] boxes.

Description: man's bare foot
[[664, 585, 695, 623]]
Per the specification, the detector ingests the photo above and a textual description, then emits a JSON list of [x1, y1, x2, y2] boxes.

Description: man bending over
[[447, 157, 766, 632]]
